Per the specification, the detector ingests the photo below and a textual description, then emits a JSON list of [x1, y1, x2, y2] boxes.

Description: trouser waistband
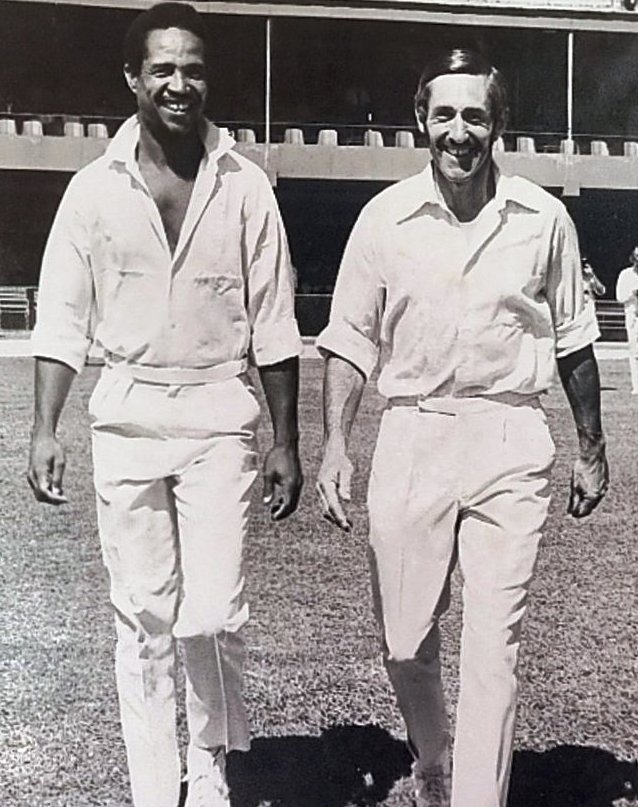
[[387, 392, 541, 415], [104, 354, 248, 386]]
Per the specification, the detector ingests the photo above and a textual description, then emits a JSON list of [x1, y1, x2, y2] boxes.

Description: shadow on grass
[[177, 731, 638, 807], [225, 723, 412, 807], [508, 745, 638, 807]]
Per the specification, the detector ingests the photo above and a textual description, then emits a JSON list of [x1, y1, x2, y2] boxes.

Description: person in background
[[615, 246, 638, 394], [582, 256, 606, 304]]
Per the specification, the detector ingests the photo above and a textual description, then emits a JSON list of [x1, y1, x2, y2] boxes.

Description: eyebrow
[[147, 60, 204, 70], [430, 105, 488, 116]]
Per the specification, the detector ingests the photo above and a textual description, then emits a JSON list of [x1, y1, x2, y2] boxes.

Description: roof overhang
[[5, 0, 638, 33]]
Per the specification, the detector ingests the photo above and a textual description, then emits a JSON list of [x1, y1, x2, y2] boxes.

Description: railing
[[0, 288, 626, 344], [0, 286, 36, 330], [294, 293, 332, 336], [294, 295, 629, 341], [3, 112, 638, 157], [595, 299, 627, 341]]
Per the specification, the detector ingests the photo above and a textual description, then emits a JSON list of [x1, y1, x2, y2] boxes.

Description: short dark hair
[[414, 47, 508, 130], [123, 2, 208, 76]]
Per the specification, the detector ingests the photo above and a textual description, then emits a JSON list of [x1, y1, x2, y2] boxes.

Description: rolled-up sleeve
[[244, 173, 302, 367], [316, 208, 384, 380], [546, 205, 600, 358], [31, 176, 95, 373]]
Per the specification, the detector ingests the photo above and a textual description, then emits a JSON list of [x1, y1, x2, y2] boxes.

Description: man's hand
[[27, 430, 68, 505], [29, 357, 75, 504], [556, 346, 608, 520], [316, 440, 354, 531], [568, 442, 609, 518], [263, 443, 303, 521]]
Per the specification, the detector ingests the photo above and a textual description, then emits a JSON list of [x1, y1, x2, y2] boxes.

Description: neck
[[434, 160, 496, 222], [137, 122, 203, 179]]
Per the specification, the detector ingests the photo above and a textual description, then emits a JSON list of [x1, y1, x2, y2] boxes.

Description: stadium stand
[[1, 0, 638, 336], [0, 286, 30, 330]]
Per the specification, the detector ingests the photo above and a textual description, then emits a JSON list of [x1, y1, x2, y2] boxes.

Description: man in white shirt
[[615, 246, 638, 393], [27, 4, 302, 807], [316, 48, 608, 807]]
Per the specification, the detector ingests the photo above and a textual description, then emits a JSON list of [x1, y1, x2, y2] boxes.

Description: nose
[[167, 69, 187, 94], [448, 113, 468, 143]]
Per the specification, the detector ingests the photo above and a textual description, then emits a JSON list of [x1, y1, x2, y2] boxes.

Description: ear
[[414, 107, 428, 140], [493, 106, 508, 141], [123, 65, 138, 94]]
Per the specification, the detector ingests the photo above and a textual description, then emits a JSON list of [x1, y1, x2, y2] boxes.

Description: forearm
[[257, 356, 300, 446], [33, 357, 76, 436], [323, 353, 366, 449], [557, 345, 605, 456]]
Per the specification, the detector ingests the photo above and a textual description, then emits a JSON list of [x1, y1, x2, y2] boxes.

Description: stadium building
[[1, 0, 638, 335]]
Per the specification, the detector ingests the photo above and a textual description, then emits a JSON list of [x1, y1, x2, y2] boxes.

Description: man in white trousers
[[615, 246, 638, 393], [316, 48, 608, 807], [27, 4, 302, 806]]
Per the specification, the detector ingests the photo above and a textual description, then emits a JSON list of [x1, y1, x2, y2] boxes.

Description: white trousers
[[89, 368, 260, 807], [626, 320, 638, 392], [368, 396, 555, 807]]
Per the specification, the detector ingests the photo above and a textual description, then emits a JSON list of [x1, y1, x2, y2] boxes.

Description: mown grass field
[[1, 356, 636, 807]]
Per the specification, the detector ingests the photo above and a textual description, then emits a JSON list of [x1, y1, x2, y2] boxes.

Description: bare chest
[[143, 168, 196, 255]]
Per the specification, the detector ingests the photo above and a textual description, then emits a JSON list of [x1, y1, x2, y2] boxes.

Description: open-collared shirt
[[32, 116, 301, 373], [317, 164, 599, 400]]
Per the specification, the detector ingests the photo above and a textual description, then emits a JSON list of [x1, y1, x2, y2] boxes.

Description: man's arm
[[258, 356, 303, 521], [590, 272, 606, 297], [27, 358, 76, 505], [316, 353, 366, 531], [556, 344, 609, 518]]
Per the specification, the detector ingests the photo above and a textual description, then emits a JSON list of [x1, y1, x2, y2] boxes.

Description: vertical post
[[567, 31, 574, 142], [265, 17, 272, 145]]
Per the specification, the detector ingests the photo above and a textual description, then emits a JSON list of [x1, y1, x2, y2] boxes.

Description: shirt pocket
[[191, 273, 245, 324], [193, 274, 243, 295], [99, 265, 158, 324]]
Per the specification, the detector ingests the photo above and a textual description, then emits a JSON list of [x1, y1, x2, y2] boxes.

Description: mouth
[[162, 99, 194, 116], [443, 145, 476, 164]]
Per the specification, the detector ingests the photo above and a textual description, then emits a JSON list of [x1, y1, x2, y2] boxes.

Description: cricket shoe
[[185, 746, 230, 807]]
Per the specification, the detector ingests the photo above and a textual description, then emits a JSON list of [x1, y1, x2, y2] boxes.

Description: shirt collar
[[395, 161, 542, 224], [105, 115, 236, 173]]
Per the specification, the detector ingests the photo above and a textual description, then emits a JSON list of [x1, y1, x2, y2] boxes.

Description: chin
[[439, 168, 479, 185], [162, 119, 199, 138], [438, 156, 490, 185]]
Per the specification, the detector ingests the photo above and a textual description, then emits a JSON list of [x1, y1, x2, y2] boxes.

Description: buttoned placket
[[122, 157, 173, 259], [450, 201, 508, 395], [118, 148, 223, 333], [171, 152, 221, 267]]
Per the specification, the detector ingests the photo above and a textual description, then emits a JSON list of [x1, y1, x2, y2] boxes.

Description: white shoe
[[185, 747, 230, 807]]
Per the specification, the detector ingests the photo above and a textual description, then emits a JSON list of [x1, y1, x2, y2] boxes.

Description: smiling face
[[125, 26, 207, 140], [423, 72, 500, 192]]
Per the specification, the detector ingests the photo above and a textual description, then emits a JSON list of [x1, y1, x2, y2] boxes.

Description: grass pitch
[[0, 356, 636, 807]]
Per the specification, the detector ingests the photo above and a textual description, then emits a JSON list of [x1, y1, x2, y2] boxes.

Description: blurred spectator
[[615, 246, 638, 394], [582, 257, 606, 302]]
